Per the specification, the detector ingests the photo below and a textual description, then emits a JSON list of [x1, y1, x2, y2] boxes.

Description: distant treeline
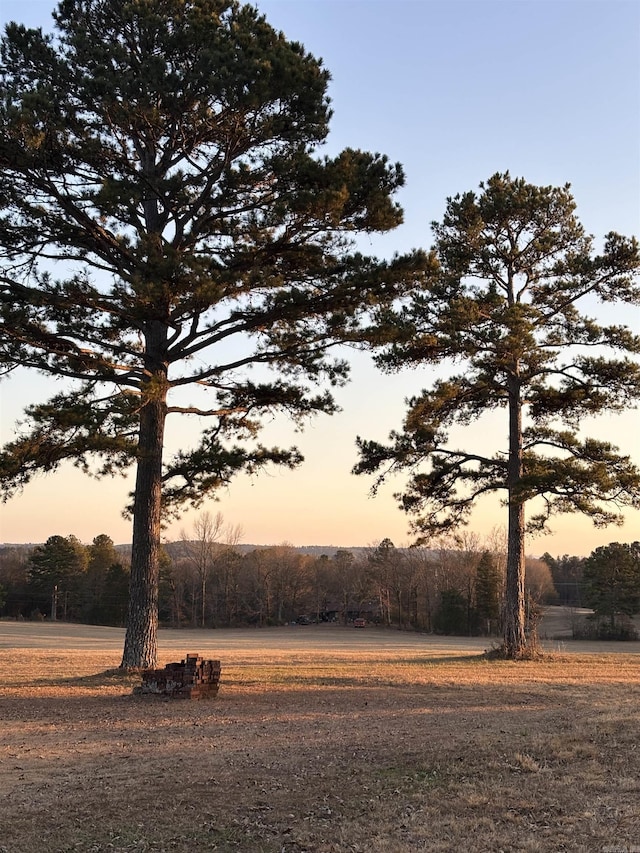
[[0, 528, 565, 636], [2, 532, 638, 640]]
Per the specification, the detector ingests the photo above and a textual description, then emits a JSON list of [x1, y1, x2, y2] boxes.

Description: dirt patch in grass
[[0, 636, 639, 852]]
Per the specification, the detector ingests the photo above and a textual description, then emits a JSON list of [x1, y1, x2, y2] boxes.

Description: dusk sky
[[1, 0, 638, 555]]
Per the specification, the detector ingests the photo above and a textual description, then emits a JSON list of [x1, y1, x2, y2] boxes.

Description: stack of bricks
[[135, 653, 221, 699]]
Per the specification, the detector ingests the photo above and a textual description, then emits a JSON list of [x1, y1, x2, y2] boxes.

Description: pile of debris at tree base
[[133, 653, 221, 699]]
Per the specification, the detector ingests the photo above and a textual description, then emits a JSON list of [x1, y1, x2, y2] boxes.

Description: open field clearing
[[0, 623, 639, 852]]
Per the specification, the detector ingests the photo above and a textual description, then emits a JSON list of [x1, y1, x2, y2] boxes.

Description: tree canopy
[[355, 173, 640, 657], [0, 0, 427, 666], [583, 541, 640, 629], [27, 534, 87, 618]]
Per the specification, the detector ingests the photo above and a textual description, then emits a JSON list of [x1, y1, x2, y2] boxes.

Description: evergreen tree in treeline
[[0, 534, 129, 622], [28, 535, 88, 619], [541, 553, 586, 607], [475, 551, 501, 634], [583, 542, 640, 637]]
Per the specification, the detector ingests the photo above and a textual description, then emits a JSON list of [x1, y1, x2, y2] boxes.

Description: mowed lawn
[[0, 622, 639, 852]]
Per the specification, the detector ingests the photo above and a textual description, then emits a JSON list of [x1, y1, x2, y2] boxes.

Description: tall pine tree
[[475, 551, 501, 634], [355, 173, 640, 658], [0, 0, 428, 666]]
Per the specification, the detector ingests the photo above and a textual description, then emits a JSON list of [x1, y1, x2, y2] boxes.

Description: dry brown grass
[[1, 634, 639, 852]]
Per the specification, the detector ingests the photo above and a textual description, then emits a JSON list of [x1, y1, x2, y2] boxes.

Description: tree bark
[[120, 322, 168, 669], [503, 375, 527, 658]]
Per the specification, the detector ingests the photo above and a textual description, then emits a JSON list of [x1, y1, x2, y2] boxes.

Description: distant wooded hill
[[150, 543, 383, 560]]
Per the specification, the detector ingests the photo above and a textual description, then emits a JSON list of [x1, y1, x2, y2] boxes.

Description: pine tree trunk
[[504, 495, 526, 656], [503, 377, 527, 658], [120, 323, 168, 669]]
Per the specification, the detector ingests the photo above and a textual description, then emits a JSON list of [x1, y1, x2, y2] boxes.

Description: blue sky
[[1, 0, 638, 554]]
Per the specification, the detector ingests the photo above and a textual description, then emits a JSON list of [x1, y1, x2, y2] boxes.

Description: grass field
[[0, 623, 639, 852]]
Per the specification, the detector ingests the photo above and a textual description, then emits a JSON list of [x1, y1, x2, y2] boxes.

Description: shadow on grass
[[225, 654, 493, 689], [35, 668, 142, 688], [393, 653, 495, 665]]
